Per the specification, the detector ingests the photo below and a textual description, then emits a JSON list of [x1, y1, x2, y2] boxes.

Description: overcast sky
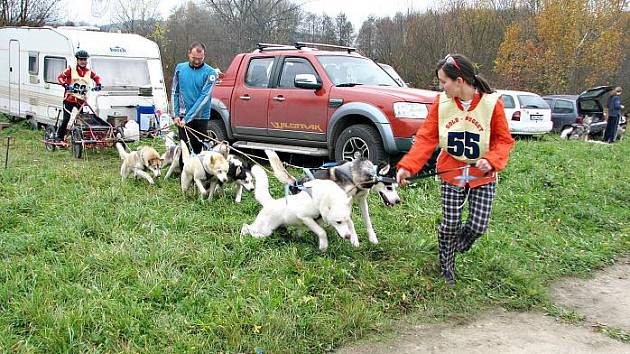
[[63, 0, 432, 28]]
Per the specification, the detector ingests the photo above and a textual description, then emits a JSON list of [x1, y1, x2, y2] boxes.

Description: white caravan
[[0, 26, 168, 129]]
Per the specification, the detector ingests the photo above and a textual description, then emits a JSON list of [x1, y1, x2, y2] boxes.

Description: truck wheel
[[335, 124, 387, 163], [208, 119, 228, 143], [71, 127, 83, 159]]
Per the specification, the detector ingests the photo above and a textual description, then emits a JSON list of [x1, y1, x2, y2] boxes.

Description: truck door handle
[[239, 94, 251, 101], [272, 96, 285, 102]]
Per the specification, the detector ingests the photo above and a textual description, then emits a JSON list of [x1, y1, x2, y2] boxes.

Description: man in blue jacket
[[604, 86, 623, 143], [172, 41, 219, 157]]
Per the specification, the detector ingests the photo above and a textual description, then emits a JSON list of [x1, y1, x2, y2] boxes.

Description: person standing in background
[[604, 86, 623, 143]]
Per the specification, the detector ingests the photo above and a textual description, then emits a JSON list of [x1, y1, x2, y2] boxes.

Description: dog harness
[[198, 155, 213, 180]]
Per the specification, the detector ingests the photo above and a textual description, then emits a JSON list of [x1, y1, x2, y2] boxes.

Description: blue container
[[137, 105, 155, 131]]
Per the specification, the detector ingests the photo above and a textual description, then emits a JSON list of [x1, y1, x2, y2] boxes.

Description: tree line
[[4, 0, 629, 105]]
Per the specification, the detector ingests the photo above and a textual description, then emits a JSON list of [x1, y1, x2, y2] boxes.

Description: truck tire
[[208, 119, 228, 143], [335, 124, 387, 163]]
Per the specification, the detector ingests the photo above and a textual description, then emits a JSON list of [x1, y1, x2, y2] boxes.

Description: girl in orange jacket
[[396, 54, 515, 286]]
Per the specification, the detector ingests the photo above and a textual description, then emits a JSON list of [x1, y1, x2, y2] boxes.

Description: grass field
[[1, 121, 628, 352]]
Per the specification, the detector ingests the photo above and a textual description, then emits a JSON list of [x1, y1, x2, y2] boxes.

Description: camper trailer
[[0, 26, 168, 130]]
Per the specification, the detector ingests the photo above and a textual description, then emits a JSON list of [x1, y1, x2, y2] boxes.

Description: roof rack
[[295, 42, 356, 53], [256, 43, 298, 52]]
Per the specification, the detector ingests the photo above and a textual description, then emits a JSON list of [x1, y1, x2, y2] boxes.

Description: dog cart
[[43, 86, 125, 158]]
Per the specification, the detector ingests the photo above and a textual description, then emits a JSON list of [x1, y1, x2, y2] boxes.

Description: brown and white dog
[[115, 142, 163, 184], [180, 141, 229, 198]]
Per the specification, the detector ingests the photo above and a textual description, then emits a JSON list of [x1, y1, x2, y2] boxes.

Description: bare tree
[[334, 13, 354, 46], [112, 0, 162, 36], [206, 0, 302, 52], [0, 0, 62, 26]]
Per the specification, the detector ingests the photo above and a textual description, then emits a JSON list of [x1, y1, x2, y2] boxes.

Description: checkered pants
[[437, 181, 496, 280]]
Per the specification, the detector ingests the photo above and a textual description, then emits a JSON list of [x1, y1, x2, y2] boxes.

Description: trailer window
[[91, 57, 150, 88], [44, 56, 67, 84], [28, 52, 39, 75]]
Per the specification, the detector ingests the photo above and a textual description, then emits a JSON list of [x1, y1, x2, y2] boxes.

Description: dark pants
[[603, 115, 620, 143], [177, 119, 208, 166], [438, 181, 496, 282], [57, 101, 82, 140]]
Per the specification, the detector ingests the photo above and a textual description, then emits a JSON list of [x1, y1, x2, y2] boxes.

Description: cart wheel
[[44, 126, 57, 152], [71, 127, 83, 159]]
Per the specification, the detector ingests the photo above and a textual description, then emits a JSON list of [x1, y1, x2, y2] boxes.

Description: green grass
[[1, 122, 629, 352]]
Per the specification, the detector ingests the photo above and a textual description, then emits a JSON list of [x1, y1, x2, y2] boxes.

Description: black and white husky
[[265, 150, 400, 245], [207, 154, 255, 203]]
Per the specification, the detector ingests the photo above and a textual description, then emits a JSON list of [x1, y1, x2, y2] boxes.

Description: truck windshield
[[91, 57, 151, 88], [317, 55, 399, 87]]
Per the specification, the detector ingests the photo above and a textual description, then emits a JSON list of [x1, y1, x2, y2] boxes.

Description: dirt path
[[338, 258, 630, 353]]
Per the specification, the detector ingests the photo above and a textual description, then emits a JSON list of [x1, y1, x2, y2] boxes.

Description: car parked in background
[[542, 86, 614, 136], [498, 90, 552, 136], [378, 63, 408, 87]]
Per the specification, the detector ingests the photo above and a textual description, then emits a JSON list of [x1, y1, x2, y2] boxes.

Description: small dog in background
[[616, 114, 627, 141], [241, 165, 356, 251], [180, 141, 229, 198], [115, 142, 163, 184], [161, 130, 182, 178]]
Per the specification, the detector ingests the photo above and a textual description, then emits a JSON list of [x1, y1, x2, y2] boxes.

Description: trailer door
[[9, 40, 20, 116]]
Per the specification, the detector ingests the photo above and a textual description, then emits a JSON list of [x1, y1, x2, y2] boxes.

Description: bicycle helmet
[[75, 50, 90, 59]]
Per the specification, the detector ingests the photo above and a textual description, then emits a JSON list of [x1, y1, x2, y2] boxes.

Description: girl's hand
[[396, 168, 412, 187], [475, 159, 492, 173]]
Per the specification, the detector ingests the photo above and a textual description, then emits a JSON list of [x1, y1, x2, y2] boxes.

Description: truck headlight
[[393, 102, 428, 119]]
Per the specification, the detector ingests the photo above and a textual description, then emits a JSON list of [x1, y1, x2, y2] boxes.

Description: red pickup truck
[[209, 42, 438, 162]]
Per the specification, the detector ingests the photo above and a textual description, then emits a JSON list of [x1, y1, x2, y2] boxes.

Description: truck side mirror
[[294, 74, 321, 90]]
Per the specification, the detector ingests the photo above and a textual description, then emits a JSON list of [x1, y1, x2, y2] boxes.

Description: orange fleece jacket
[[397, 92, 515, 188]]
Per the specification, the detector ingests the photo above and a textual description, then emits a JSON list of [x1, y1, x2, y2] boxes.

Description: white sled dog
[[180, 141, 229, 198], [265, 150, 400, 245], [115, 142, 163, 184], [241, 165, 356, 251]]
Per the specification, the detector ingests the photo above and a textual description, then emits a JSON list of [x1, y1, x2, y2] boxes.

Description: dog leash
[[398, 164, 489, 187], [182, 125, 276, 174], [182, 125, 199, 157]]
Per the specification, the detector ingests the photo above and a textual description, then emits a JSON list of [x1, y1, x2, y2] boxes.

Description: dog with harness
[[180, 140, 229, 198], [241, 165, 356, 251], [115, 142, 163, 184], [265, 150, 400, 245]]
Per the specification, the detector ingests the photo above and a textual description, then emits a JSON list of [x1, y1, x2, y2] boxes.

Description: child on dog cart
[[42, 83, 125, 158]]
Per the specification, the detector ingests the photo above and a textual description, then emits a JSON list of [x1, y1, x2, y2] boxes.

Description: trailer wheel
[[44, 126, 57, 152], [71, 127, 83, 159]]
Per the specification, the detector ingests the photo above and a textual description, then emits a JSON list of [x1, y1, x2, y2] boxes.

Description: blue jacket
[[607, 94, 621, 117], [171, 62, 218, 123]]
